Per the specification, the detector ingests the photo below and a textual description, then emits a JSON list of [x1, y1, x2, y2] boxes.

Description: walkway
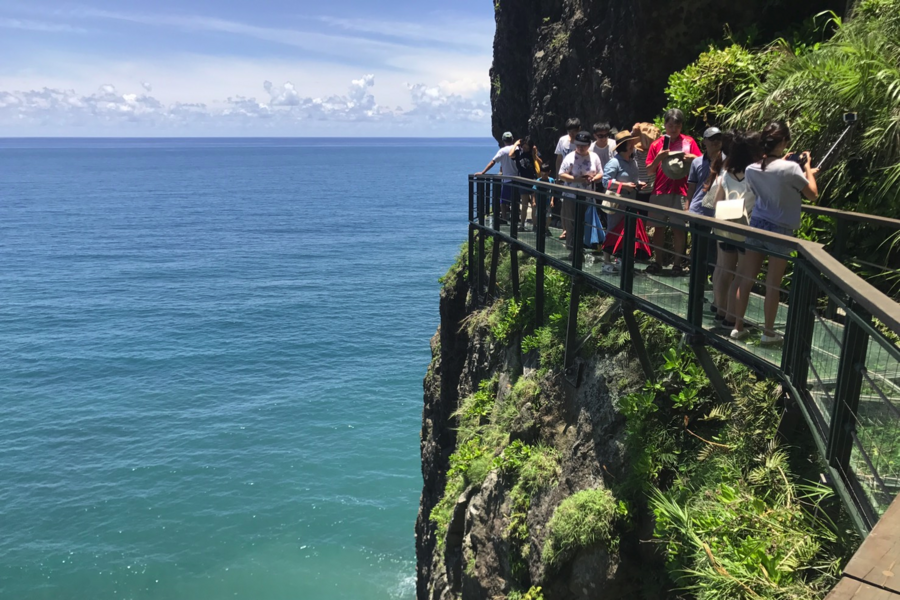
[[827, 493, 900, 598], [469, 174, 900, 537]]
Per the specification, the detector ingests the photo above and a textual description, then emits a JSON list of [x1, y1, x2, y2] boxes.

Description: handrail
[[803, 204, 900, 230], [468, 173, 900, 536], [472, 174, 900, 331]]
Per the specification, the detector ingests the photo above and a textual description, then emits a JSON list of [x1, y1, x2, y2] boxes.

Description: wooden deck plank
[[826, 578, 900, 599], [844, 494, 900, 594]]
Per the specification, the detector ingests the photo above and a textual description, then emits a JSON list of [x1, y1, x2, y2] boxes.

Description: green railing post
[[619, 211, 636, 294], [510, 185, 520, 300], [468, 177, 475, 286], [564, 274, 582, 373], [782, 262, 816, 387], [571, 196, 586, 271], [535, 186, 547, 329], [827, 303, 871, 472], [686, 223, 710, 330], [564, 196, 586, 380], [477, 180, 486, 299], [488, 181, 501, 298]]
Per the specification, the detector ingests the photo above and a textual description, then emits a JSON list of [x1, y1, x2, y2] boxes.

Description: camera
[[785, 152, 808, 168], [843, 112, 858, 124]]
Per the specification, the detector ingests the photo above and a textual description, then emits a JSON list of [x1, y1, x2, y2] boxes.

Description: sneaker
[[760, 332, 784, 346], [544, 230, 551, 237], [525, 219, 533, 229], [644, 262, 662, 275], [730, 328, 750, 341], [602, 263, 620, 274]]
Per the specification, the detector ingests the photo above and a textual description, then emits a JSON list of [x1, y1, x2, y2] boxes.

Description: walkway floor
[[826, 493, 900, 598]]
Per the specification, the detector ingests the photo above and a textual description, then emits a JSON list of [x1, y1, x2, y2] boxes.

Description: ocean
[[0, 138, 494, 599]]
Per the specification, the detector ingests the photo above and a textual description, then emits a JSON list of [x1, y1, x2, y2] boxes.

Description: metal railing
[[468, 173, 900, 535]]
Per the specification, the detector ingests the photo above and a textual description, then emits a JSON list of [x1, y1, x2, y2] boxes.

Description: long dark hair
[[522, 136, 540, 160], [759, 121, 791, 171], [702, 154, 724, 193], [724, 131, 762, 175]]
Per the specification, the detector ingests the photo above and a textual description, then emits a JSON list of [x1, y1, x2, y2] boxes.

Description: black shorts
[[719, 241, 745, 254]]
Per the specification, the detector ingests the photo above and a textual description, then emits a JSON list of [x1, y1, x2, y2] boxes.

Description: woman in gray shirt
[[728, 121, 818, 344]]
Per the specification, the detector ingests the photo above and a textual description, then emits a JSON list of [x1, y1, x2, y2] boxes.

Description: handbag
[[715, 195, 750, 241], [701, 178, 722, 210]]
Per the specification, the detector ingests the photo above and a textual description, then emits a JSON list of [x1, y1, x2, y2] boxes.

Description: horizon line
[[0, 135, 496, 140]]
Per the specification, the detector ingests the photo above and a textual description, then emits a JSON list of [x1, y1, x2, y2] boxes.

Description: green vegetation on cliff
[[427, 241, 859, 598]]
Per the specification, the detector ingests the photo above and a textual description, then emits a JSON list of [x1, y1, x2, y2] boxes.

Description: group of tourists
[[476, 108, 820, 346]]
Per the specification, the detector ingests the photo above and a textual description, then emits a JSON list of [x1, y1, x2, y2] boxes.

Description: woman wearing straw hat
[[600, 130, 652, 272]]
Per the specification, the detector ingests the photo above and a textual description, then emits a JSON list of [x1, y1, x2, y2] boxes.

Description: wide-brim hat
[[614, 130, 639, 152], [661, 151, 690, 180]]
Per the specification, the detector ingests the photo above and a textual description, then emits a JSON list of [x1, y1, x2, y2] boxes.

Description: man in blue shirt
[[687, 127, 725, 217], [687, 127, 725, 282]]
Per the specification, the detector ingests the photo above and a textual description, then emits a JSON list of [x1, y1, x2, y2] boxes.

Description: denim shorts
[[744, 216, 795, 256], [500, 183, 513, 204]]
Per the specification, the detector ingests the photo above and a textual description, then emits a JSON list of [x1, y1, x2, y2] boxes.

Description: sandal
[[672, 263, 689, 276]]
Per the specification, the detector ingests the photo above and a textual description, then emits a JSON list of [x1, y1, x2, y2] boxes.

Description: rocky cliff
[[488, 0, 844, 156], [415, 251, 856, 599], [415, 264, 654, 600]]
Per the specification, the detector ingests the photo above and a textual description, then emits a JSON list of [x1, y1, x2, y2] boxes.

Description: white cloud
[[0, 17, 85, 33], [316, 15, 492, 50], [0, 75, 490, 134], [406, 82, 490, 122]]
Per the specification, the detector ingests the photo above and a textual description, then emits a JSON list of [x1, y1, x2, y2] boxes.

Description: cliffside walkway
[[467, 174, 900, 552]]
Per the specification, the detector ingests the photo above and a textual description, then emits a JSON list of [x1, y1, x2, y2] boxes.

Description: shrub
[[664, 44, 775, 134], [507, 587, 544, 600], [729, 0, 900, 223], [542, 488, 618, 568]]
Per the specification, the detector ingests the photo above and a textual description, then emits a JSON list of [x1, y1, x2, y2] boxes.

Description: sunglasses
[[594, 132, 609, 138]]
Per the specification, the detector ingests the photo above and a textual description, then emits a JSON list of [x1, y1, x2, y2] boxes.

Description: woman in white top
[[727, 122, 819, 344], [709, 132, 760, 325]]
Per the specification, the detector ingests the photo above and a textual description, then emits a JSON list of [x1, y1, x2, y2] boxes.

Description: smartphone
[[662, 135, 670, 151]]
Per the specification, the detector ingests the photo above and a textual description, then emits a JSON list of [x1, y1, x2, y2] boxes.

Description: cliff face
[[489, 0, 842, 156], [415, 267, 656, 599]]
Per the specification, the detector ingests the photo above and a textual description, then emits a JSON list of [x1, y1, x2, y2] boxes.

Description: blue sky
[[0, 1, 495, 136]]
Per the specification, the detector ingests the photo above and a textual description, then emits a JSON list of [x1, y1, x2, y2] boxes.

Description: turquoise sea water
[[0, 138, 493, 599]]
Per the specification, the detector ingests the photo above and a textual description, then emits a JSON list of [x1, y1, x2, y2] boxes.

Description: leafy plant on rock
[[542, 488, 619, 569]]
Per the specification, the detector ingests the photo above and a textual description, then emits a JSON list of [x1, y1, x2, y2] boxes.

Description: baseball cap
[[501, 131, 514, 141], [574, 131, 592, 146], [703, 127, 723, 139]]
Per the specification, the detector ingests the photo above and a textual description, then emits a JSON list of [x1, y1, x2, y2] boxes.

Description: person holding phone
[[644, 109, 701, 275], [558, 131, 604, 254], [509, 136, 540, 231], [727, 121, 818, 345]]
